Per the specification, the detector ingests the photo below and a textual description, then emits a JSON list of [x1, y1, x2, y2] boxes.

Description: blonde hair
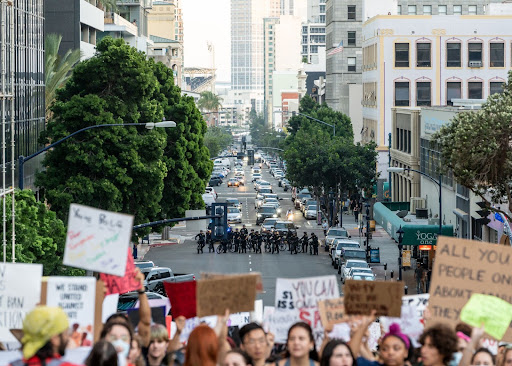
[[150, 324, 169, 343]]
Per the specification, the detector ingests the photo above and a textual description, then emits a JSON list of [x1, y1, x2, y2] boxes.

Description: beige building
[[147, 35, 184, 87], [147, 1, 175, 40]]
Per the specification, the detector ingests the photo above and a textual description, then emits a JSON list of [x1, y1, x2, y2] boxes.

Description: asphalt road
[[144, 158, 344, 306]]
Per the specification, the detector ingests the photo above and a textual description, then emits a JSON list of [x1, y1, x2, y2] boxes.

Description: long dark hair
[[85, 340, 118, 366], [284, 322, 319, 361], [320, 340, 356, 366]]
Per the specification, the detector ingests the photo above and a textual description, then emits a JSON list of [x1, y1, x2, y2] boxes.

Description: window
[[302, 26, 308, 34], [490, 82, 504, 95], [348, 57, 356, 72], [423, 5, 432, 15], [490, 43, 504, 67], [320, 15, 326, 22], [468, 82, 483, 99], [453, 5, 462, 15], [302, 45, 307, 54], [395, 43, 409, 67], [468, 43, 482, 63], [302, 35, 308, 44], [347, 31, 356, 46], [468, 5, 477, 14], [447, 82, 461, 105], [320, 4, 325, 13], [310, 45, 318, 53], [438, 5, 447, 14], [417, 43, 431, 67], [397, 5, 401, 14], [416, 82, 431, 106], [408, 5, 417, 14], [348, 5, 356, 20], [395, 82, 410, 106], [446, 43, 461, 67]]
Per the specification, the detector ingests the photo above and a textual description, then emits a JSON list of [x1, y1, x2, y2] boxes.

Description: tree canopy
[[204, 126, 233, 158], [433, 72, 512, 221]]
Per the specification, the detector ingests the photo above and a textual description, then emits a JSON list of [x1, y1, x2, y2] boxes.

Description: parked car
[[345, 267, 375, 282], [227, 178, 240, 187], [134, 260, 155, 270], [332, 240, 361, 268], [225, 198, 242, 210], [209, 177, 222, 186], [350, 272, 376, 281], [340, 259, 370, 282], [142, 267, 195, 293], [227, 207, 242, 223], [324, 227, 351, 251], [260, 218, 279, 233], [202, 193, 215, 209], [295, 193, 312, 209], [256, 204, 279, 225], [305, 205, 317, 220], [205, 187, 217, 199]]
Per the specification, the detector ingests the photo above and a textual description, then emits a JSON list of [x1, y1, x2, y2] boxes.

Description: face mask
[[449, 352, 462, 366], [111, 339, 130, 360]]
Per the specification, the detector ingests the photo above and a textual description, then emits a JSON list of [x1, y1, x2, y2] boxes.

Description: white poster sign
[[46, 277, 96, 347], [271, 275, 339, 347], [64, 204, 134, 276], [0, 263, 43, 342]]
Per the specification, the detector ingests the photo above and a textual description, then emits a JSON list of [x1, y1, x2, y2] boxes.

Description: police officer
[[206, 229, 214, 253], [249, 229, 257, 251], [221, 238, 228, 253], [286, 229, 293, 251], [240, 230, 248, 253], [240, 224, 249, 237], [234, 228, 240, 253], [255, 231, 263, 253], [272, 231, 280, 254], [311, 232, 319, 255], [290, 232, 299, 254], [301, 231, 309, 253], [227, 226, 234, 248], [195, 230, 205, 254]]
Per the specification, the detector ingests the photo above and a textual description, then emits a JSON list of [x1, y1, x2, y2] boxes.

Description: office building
[[148, 1, 175, 40]]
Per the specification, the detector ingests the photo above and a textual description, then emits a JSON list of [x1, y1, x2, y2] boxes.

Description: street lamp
[[387, 166, 443, 237], [365, 202, 370, 257], [396, 225, 405, 281], [18, 121, 177, 189], [291, 111, 336, 137]]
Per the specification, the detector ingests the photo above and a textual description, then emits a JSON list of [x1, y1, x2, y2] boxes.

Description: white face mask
[[450, 352, 463, 366], [111, 339, 130, 365]]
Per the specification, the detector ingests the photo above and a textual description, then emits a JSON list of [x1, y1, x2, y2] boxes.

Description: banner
[[100, 248, 141, 295], [46, 277, 96, 347], [63, 204, 134, 276], [271, 275, 339, 347], [0, 263, 43, 342]]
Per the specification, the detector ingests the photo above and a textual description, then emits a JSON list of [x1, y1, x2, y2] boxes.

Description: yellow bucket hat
[[21, 306, 69, 359]]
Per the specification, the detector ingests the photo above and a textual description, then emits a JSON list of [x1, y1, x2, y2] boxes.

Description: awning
[[452, 208, 469, 220]]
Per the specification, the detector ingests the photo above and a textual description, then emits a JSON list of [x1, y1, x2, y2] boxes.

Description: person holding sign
[[10, 306, 81, 366], [270, 322, 319, 366]]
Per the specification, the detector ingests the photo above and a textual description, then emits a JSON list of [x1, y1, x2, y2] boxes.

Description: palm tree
[[45, 34, 82, 120], [197, 91, 223, 126]]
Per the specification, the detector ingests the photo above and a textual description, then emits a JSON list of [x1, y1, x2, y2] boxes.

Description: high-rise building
[[148, 1, 175, 40], [174, 0, 183, 42], [1, 0, 45, 189]]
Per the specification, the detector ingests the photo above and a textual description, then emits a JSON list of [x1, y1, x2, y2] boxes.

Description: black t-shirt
[[142, 347, 184, 366]]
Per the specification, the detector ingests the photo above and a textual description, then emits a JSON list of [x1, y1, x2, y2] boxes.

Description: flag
[[327, 41, 343, 56]]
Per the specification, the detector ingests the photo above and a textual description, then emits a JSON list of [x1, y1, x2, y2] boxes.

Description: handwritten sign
[[344, 280, 403, 317], [428, 237, 512, 341], [46, 277, 96, 347], [100, 248, 140, 295], [202, 272, 264, 293], [271, 275, 340, 347], [196, 274, 257, 317], [460, 294, 512, 340], [0, 263, 42, 342], [63, 204, 134, 276], [318, 298, 346, 329]]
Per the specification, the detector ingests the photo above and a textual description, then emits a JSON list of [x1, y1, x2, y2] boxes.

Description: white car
[[227, 207, 242, 223], [205, 187, 217, 199], [341, 260, 370, 281], [235, 174, 245, 185], [257, 181, 272, 192], [252, 173, 262, 182], [263, 198, 282, 215], [350, 272, 376, 281], [305, 205, 317, 220], [331, 239, 361, 262], [345, 267, 375, 282]]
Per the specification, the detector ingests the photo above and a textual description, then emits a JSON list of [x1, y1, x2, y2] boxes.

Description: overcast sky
[[182, 0, 231, 82]]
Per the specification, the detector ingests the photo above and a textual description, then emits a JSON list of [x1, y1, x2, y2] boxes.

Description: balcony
[[116, 0, 153, 9], [104, 13, 137, 36]]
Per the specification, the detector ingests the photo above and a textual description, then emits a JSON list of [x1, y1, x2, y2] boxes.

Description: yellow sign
[[402, 250, 411, 267]]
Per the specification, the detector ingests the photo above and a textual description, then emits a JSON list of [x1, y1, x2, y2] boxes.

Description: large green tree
[[433, 73, 512, 221], [2, 190, 83, 276], [204, 126, 233, 158]]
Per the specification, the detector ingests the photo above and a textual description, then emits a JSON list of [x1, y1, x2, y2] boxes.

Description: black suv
[[209, 176, 222, 186], [273, 221, 297, 236], [256, 205, 279, 225]]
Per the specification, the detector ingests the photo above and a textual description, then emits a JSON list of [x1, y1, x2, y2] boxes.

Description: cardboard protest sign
[[164, 281, 197, 319], [46, 277, 96, 347], [318, 298, 346, 329], [428, 237, 512, 341], [0, 263, 43, 342], [344, 280, 403, 317], [63, 204, 134, 276], [100, 248, 140, 295], [460, 294, 512, 340], [271, 275, 340, 347], [196, 274, 257, 317], [201, 272, 264, 293]]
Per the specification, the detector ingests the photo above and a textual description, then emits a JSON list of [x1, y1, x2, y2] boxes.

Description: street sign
[[369, 248, 380, 263]]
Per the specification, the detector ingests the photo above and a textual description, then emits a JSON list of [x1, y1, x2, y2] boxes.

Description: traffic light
[[211, 203, 228, 240], [476, 201, 491, 225]]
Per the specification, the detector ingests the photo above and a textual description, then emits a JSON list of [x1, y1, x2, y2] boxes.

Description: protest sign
[[100, 248, 141, 295], [318, 297, 345, 330], [344, 280, 403, 317], [46, 277, 96, 347], [127, 306, 166, 327], [0, 263, 43, 342], [460, 294, 512, 340], [102, 294, 119, 323], [196, 274, 257, 317], [262, 306, 275, 333], [63, 204, 134, 276], [428, 236, 512, 341], [252, 299, 263, 323], [381, 294, 429, 347], [164, 281, 197, 319], [271, 275, 340, 347], [202, 272, 264, 293]]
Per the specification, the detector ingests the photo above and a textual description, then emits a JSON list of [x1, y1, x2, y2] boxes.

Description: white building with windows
[[362, 14, 512, 176]]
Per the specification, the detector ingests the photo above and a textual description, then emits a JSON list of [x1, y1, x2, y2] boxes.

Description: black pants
[[208, 242, 214, 252], [240, 242, 247, 253], [314, 245, 318, 255], [272, 243, 279, 254], [291, 243, 297, 254]]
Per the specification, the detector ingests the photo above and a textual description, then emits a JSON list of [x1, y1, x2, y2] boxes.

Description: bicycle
[[197, 241, 205, 254], [264, 240, 272, 253], [278, 237, 287, 251]]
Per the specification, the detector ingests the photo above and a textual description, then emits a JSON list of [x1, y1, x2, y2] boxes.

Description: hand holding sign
[[460, 294, 512, 340]]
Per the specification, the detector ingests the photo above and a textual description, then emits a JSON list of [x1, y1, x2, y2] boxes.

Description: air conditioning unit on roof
[[410, 197, 426, 214]]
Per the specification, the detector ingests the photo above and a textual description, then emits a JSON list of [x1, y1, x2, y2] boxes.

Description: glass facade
[[420, 139, 453, 187], [0, 0, 45, 188]]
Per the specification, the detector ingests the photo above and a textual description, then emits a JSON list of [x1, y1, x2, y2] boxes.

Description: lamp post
[[396, 225, 405, 281], [387, 167, 443, 237], [291, 111, 335, 137], [365, 202, 370, 257], [18, 121, 176, 189]]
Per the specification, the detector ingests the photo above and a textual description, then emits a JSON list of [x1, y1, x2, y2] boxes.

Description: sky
[[182, 0, 231, 82]]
